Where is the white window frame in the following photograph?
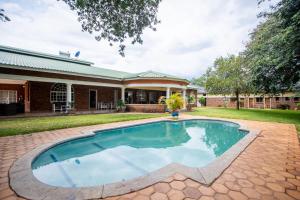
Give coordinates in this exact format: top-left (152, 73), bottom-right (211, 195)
top-left (0, 90), bottom-right (17, 104)
top-left (50, 83), bottom-right (74, 103)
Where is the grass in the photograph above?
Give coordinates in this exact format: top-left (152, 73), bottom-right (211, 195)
top-left (0, 113), bottom-right (167, 137)
top-left (190, 107), bottom-right (300, 133)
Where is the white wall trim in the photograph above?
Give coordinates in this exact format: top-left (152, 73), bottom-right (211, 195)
top-left (0, 73), bottom-right (123, 88)
top-left (125, 83), bottom-right (187, 89)
top-left (0, 64), bottom-right (123, 81)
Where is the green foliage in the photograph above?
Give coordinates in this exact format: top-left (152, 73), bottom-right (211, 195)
top-left (191, 76), bottom-right (206, 87)
top-left (116, 99), bottom-right (125, 108)
top-left (244, 0), bottom-right (300, 94)
top-left (205, 55), bottom-right (252, 109)
top-left (166, 93), bottom-right (184, 112)
top-left (191, 107), bottom-right (300, 133)
top-left (62, 0), bottom-right (161, 56)
top-left (199, 96), bottom-right (206, 105)
top-left (187, 96), bottom-right (195, 104)
top-left (0, 8), bottom-right (10, 22)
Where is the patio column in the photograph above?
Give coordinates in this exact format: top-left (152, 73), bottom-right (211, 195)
top-left (183, 89), bottom-right (186, 109)
top-left (66, 83), bottom-right (72, 108)
top-left (166, 87), bottom-right (170, 99)
top-left (121, 87), bottom-right (125, 102)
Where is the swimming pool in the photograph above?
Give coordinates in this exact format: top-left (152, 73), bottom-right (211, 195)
top-left (32, 119), bottom-right (247, 188)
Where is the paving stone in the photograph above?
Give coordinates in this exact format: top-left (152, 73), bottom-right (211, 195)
top-left (199, 196), bottom-right (214, 200)
top-left (214, 193), bottom-right (232, 200)
top-left (170, 181), bottom-right (186, 190)
top-left (133, 195), bottom-right (150, 200)
top-left (228, 191), bottom-right (248, 200)
top-left (138, 187), bottom-right (154, 196)
top-left (287, 178), bottom-right (300, 187)
top-left (286, 189), bottom-right (300, 199)
top-left (266, 183), bottom-right (285, 192)
top-left (249, 177), bottom-right (266, 186)
top-left (173, 173), bottom-right (186, 181)
top-left (198, 186), bottom-right (215, 196)
top-left (241, 187), bottom-right (261, 199)
top-left (254, 185), bottom-right (272, 195)
top-left (183, 186), bottom-right (202, 199)
top-left (238, 179), bottom-right (254, 188)
top-left (184, 179), bottom-right (200, 188)
top-left (150, 192), bottom-right (168, 200)
top-left (273, 192), bottom-right (294, 200)
top-left (167, 189), bottom-right (185, 200)
top-left (224, 181), bottom-right (242, 191)
top-left (232, 172), bottom-right (247, 179)
top-left (1, 117), bottom-right (299, 200)
top-left (212, 183), bottom-right (229, 194)
top-left (153, 183), bottom-right (171, 193)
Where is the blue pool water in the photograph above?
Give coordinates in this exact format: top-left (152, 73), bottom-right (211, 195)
top-left (32, 120), bottom-right (247, 187)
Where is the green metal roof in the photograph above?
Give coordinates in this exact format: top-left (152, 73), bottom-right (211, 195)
top-left (0, 44), bottom-right (188, 82)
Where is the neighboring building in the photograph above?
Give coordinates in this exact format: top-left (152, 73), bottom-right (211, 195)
top-left (205, 94), bottom-right (300, 110)
top-left (0, 45), bottom-right (197, 115)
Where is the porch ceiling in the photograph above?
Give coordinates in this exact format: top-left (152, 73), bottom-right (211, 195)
top-left (0, 78), bottom-right (26, 84)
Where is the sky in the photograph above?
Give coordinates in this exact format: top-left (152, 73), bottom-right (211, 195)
top-left (0, 0), bottom-right (275, 79)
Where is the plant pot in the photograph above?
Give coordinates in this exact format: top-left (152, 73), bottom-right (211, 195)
top-left (171, 111), bottom-right (179, 117)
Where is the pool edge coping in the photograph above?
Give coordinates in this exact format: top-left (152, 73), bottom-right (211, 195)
top-left (9, 117), bottom-right (261, 200)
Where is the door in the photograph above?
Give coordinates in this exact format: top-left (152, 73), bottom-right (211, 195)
top-left (89, 90), bottom-right (97, 109)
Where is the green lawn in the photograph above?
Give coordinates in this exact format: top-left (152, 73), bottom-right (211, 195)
top-left (190, 107), bottom-right (300, 133)
top-left (0, 113), bottom-right (167, 137)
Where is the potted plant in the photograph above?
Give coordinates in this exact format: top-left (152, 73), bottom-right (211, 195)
top-left (166, 93), bottom-right (184, 118)
top-left (186, 96), bottom-right (195, 111)
top-left (199, 96), bottom-right (206, 107)
top-left (116, 99), bottom-right (126, 112)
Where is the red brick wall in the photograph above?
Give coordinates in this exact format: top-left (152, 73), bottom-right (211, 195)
top-left (126, 104), bottom-right (166, 113)
top-left (73, 85), bottom-right (120, 110)
top-left (29, 81), bottom-right (52, 111)
top-left (29, 82), bottom-right (120, 112)
top-left (206, 96), bottom-right (299, 110)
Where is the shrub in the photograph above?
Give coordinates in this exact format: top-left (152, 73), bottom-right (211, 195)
top-left (166, 93), bottom-right (184, 112)
top-left (277, 104), bottom-right (290, 110)
top-left (199, 96), bottom-right (206, 106)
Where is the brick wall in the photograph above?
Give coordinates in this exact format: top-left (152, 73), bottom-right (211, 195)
top-left (206, 96), bottom-right (299, 110)
top-left (28, 82), bottom-right (120, 112)
top-left (126, 104), bottom-right (166, 113)
top-left (30, 81), bottom-right (52, 112)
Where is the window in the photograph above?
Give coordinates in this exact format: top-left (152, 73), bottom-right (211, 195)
top-left (294, 97), bottom-right (300, 102)
top-left (275, 97), bottom-right (280, 102)
top-left (285, 97), bottom-right (290, 101)
top-left (136, 90), bottom-right (146, 103)
top-left (50, 83), bottom-right (74, 103)
top-left (256, 97), bottom-right (263, 103)
top-left (0, 90), bottom-right (17, 104)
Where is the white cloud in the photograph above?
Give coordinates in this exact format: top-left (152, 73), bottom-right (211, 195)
top-left (0, 0), bottom-right (275, 79)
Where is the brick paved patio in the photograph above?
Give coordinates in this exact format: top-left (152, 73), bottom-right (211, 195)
top-left (0, 115), bottom-right (300, 200)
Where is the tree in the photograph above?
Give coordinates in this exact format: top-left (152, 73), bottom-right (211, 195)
top-left (244, 0), bottom-right (300, 94)
top-left (205, 55), bottom-right (250, 110)
top-left (0, 9), bottom-right (10, 22)
top-left (62, 0), bottom-right (161, 56)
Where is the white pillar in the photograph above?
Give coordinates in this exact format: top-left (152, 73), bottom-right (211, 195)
top-left (270, 97), bottom-right (272, 109)
top-left (183, 89), bottom-right (186, 109)
top-left (166, 87), bottom-right (170, 99)
top-left (66, 83), bottom-right (72, 108)
top-left (121, 87), bottom-right (125, 102)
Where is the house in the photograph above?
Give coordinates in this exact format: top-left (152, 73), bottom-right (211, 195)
top-left (0, 45), bottom-right (197, 115)
top-left (204, 94), bottom-right (300, 110)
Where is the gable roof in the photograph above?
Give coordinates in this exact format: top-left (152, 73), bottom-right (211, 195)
top-left (0, 44), bottom-right (188, 82)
